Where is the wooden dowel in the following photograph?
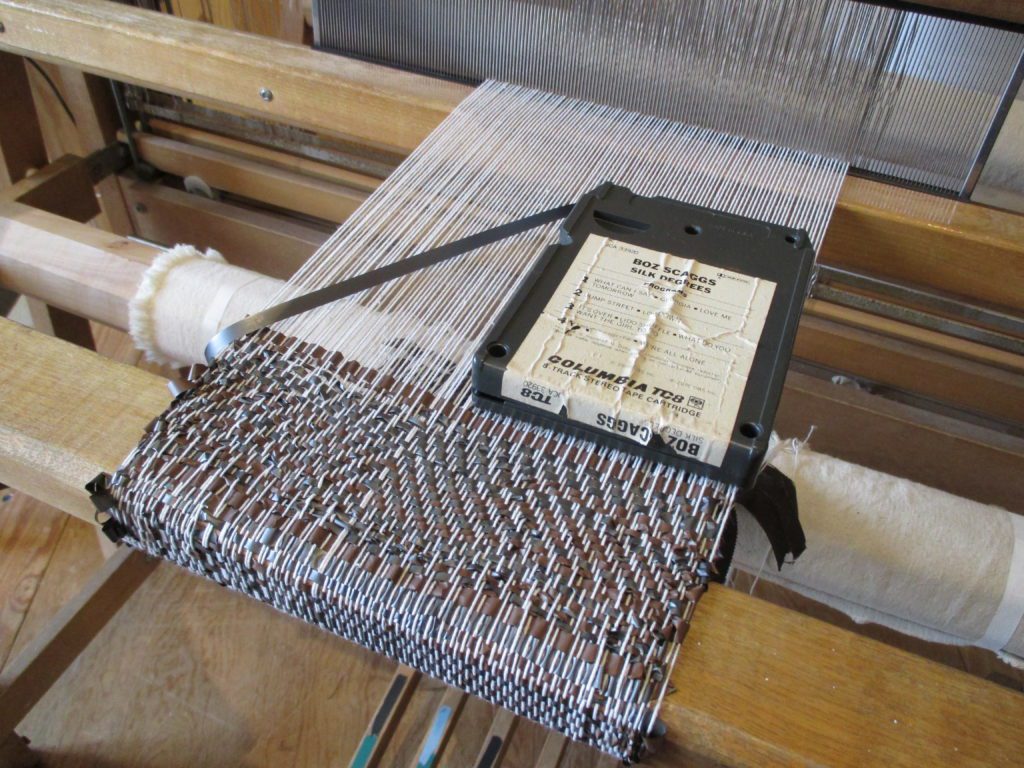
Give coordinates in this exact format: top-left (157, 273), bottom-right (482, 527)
top-left (0, 201), bottom-right (157, 331)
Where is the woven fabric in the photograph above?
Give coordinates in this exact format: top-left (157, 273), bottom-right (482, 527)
top-left (109, 330), bottom-right (733, 760)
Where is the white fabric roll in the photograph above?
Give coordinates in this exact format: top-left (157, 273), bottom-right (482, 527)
top-left (129, 245), bottom-right (282, 366)
top-left (127, 245), bottom-right (471, 369)
top-left (735, 443), bottom-right (1024, 666)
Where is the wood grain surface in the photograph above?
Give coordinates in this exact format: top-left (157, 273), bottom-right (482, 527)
top-left (127, 132), bottom-right (368, 224)
top-left (0, 0), bottom-right (468, 155)
top-left (119, 177), bottom-right (328, 280)
top-left (0, 201), bottom-right (153, 334)
top-left (5, 0), bottom-right (1019, 321)
top-left (0, 494), bottom-right (66, 674)
top-left (0, 317), bottom-right (170, 522)
top-left (0, 52), bottom-right (48, 187)
top-left (0, 547), bottom-right (158, 736)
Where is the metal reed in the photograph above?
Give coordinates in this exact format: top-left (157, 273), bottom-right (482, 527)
top-left (315, 0), bottom-right (1024, 193)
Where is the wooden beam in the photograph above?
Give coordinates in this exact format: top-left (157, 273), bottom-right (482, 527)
top-left (471, 708), bottom-right (517, 768)
top-left (5, 1), bottom-right (1019, 313)
top-left (0, 547), bottom-right (158, 735)
top-left (146, 118), bottom-right (382, 191)
top-left (349, 666), bottom-right (421, 768)
top-left (824, 176), bottom-right (1024, 312)
top-left (0, 0), bottom-right (469, 155)
top-left (534, 732), bottom-right (568, 768)
top-left (409, 687), bottom-right (466, 768)
top-left (0, 200), bottom-right (153, 330)
top-left (57, 68), bottom-right (135, 235)
top-left (804, 298), bottom-right (1023, 373)
top-left (276, 0), bottom-right (306, 44)
top-left (119, 176), bottom-right (326, 280)
top-left (127, 132), bottom-right (368, 223)
top-left (0, 317), bottom-right (1022, 766)
top-left (664, 584), bottom-right (1024, 767)
top-left (170, 0), bottom-right (307, 42)
top-left (0, 317), bottom-right (171, 522)
top-left (794, 313), bottom-right (1024, 426)
top-left (912, 1), bottom-right (1024, 24)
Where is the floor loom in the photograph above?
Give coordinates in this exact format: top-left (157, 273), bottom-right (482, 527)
top-left (0, 0), bottom-right (1023, 765)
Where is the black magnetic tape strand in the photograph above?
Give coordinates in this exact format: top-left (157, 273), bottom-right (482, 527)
top-left (205, 203), bottom-right (574, 363)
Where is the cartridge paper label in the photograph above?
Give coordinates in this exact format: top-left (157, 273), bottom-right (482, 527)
top-left (502, 234), bottom-right (775, 467)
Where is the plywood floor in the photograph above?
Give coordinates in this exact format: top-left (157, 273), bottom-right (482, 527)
top-left (1, 322), bottom-right (1020, 767)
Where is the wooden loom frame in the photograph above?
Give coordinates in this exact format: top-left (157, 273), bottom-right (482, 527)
top-left (0, 1), bottom-right (1023, 766)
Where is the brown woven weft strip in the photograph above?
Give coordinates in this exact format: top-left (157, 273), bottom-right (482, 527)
top-left (108, 331), bottom-right (734, 761)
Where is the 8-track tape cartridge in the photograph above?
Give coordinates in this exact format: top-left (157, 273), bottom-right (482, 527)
top-left (472, 183), bottom-right (815, 488)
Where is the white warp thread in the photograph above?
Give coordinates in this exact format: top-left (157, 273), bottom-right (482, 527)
top-left (270, 81), bottom-right (848, 408)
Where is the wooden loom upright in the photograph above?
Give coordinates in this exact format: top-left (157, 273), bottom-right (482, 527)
top-left (0, 1), bottom-right (1023, 765)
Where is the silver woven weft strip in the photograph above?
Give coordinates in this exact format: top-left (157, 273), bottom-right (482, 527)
top-left (107, 82), bottom-right (848, 761)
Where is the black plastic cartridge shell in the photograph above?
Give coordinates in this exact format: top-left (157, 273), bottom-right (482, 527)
top-left (472, 183), bottom-right (815, 489)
